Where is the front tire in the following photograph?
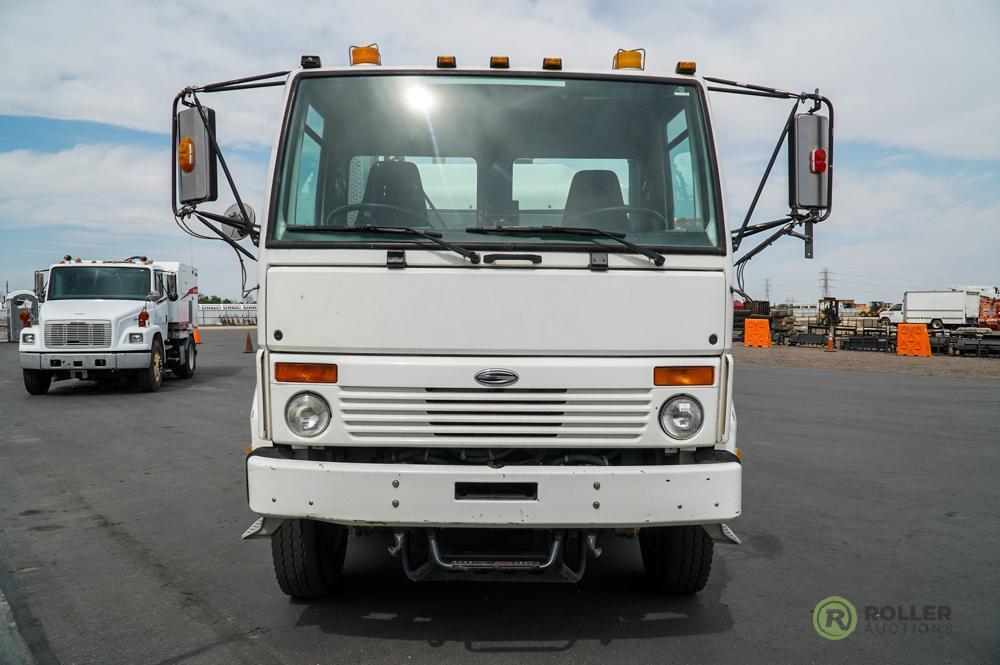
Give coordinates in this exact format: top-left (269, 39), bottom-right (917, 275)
top-left (137, 337), bottom-right (164, 392)
top-left (271, 519), bottom-right (348, 598)
top-left (880, 317), bottom-right (891, 327)
top-left (639, 525), bottom-right (714, 595)
top-left (176, 337), bottom-right (196, 379)
top-left (23, 369), bottom-right (52, 395)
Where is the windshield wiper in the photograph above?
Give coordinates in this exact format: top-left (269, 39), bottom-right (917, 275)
top-left (464, 226), bottom-right (665, 266)
top-left (285, 225), bottom-right (481, 264)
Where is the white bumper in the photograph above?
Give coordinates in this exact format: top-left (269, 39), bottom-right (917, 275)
top-left (247, 455), bottom-right (741, 528)
top-left (19, 351), bottom-right (150, 370)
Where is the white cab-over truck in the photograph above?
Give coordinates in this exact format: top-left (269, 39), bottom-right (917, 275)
top-left (18, 257), bottom-right (199, 394)
top-left (172, 46), bottom-right (833, 597)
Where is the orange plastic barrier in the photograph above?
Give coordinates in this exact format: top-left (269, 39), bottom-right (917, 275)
top-left (743, 318), bottom-right (771, 348)
top-left (896, 323), bottom-right (931, 357)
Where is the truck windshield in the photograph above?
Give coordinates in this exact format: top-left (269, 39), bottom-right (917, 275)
top-left (270, 74), bottom-right (721, 252)
top-left (48, 267), bottom-right (151, 300)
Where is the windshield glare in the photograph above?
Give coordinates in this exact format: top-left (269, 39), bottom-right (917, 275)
top-left (48, 267), bottom-right (151, 301)
top-left (271, 74), bottom-right (720, 251)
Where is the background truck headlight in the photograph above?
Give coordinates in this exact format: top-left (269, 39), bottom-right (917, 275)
top-left (285, 392), bottom-right (331, 438)
top-left (659, 395), bottom-right (704, 439)
top-left (22, 333), bottom-right (35, 344)
top-left (129, 333), bottom-right (144, 343)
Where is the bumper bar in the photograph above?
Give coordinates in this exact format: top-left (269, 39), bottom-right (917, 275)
top-left (20, 351), bottom-right (149, 371)
top-left (246, 452), bottom-right (741, 528)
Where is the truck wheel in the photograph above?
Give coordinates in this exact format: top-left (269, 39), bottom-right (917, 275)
top-left (929, 319), bottom-right (944, 331)
top-left (271, 519), bottom-right (348, 598)
top-left (23, 369), bottom-right (52, 395)
top-left (639, 525), bottom-right (714, 595)
top-left (176, 337), bottom-right (197, 379)
top-left (137, 337), bottom-right (164, 393)
top-left (880, 317), bottom-right (891, 327)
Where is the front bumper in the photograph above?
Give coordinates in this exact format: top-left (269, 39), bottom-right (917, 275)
top-left (246, 453), bottom-right (741, 528)
top-left (19, 351), bottom-right (150, 371)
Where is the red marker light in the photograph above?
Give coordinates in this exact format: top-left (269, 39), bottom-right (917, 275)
top-left (810, 148), bottom-right (827, 174)
top-left (138, 310), bottom-right (149, 327)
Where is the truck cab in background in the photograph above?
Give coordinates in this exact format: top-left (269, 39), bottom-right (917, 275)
top-left (18, 257), bottom-right (199, 394)
top-left (880, 303), bottom-right (903, 326)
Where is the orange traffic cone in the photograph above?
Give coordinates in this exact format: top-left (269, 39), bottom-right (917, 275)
top-left (826, 338), bottom-right (835, 352)
top-left (244, 332), bottom-right (254, 353)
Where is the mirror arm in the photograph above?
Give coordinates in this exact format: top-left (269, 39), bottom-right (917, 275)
top-left (192, 212), bottom-right (257, 262)
top-left (731, 101), bottom-right (799, 252)
top-left (188, 94), bottom-right (257, 245)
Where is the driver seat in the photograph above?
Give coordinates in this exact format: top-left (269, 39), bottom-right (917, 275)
top-left (359, 160), bottom-right (429, 227)
top-left (561, 170), bottom-right (629, 233)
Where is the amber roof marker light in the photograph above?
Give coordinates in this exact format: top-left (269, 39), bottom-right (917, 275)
top-left (349, 43), bottom-right (381, 66)
top-left (489, 55), bottom-right (510, 69)
top-left (542, 57), bottom-right (563, 70)
top-left (675, 61), bottom-right (697, 75)
top-left (436, 55), bottom-right (457, 68)
top-left (612, 48), bottom-right (645, 70)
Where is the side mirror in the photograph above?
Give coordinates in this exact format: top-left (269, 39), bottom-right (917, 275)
top-left (165, 274), bottom-right (178, 301)
top-left (788, 113), bottom-right (830, 211)
top-left (222, 203), bottom-right (254, 241)
top-left (33, 270), bottom-right (46, 302)
top-left (177, 105), bottom-right (219, 204)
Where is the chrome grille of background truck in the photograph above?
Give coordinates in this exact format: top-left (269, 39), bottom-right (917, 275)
top-left (44, 321), bottom-right (113, 348)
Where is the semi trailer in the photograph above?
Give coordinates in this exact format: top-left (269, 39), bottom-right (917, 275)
top-left (18, 257), bottom-right (199, 394)
top-left (171, 45), bottom-right (833, 597)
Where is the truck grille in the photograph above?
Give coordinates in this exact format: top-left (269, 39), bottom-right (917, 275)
top-left (44, 321), bottom-right (113, 349)
top-left (339, 387), bottom-right (652, 445)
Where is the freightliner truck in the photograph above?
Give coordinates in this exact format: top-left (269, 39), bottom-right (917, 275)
top-left (18, 257), bottom-right (199, 394)
top-left (171, 46), bottom-right (833, 597)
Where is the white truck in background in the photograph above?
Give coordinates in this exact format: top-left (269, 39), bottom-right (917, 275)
top-left (881, 289), bottom-right (993, 330)
top-left (18, 257), bottom-right (199, 394)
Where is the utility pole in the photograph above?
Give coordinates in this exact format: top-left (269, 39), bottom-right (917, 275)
top-left (763, 278), bottom-right (772, 303)
top-left (820, 267), bottom-right (832, 298)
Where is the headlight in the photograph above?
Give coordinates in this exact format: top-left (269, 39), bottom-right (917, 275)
top-left (22, 333), bottom-right (35, 344)
top-left (129, 333), bottom-right (144, 344)
top-left (285, 392), bottom-right (331, 438)
top-left (659, 395), bottom-right (704, 439)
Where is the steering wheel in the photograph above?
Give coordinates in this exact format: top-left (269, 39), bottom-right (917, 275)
top-left (562, 205), bottom-right (668, 232)
top-left (323, 202), bottom-right (439, 228)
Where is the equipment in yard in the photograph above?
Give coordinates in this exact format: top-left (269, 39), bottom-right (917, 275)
top-left (18, 257), bottom-right (199, 394)
top-left (171, 45), bottom-right (833, 597)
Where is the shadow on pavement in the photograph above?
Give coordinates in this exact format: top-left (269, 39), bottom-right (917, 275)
top-left (293, 532), bottom-right (734, 653)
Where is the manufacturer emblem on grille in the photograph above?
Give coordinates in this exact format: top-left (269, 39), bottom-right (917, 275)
top-left (474, 368), bottom-right (519, 387)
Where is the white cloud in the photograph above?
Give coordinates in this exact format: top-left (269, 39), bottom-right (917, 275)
top-left (1, 0), bottom-right (997, 158)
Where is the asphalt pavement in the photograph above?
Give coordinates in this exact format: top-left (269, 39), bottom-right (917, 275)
top-left (1, 330), bottom-right (997, 664)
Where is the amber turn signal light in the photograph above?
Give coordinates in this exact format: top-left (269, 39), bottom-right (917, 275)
top-left (654, 366), bottom-right (714, 386)
top-left (178, 137), bottom-right (195, 173)
top-left (275, 362), bottom-right (339, 383)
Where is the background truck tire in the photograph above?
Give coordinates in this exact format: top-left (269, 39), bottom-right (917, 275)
top-left (137, 337), bottom-right (164, 393)
top-left (23, 369), bottom-right (52, 395)
top-left (639, 525), bottom-right (714, 595)
top-left (271, 519), bottom-right (348, 599)
top-left (176, 337), bottom-right (196, 379)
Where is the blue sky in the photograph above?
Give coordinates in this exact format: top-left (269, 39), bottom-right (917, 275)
top-left (1, 0), bottom-right (998, 302)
